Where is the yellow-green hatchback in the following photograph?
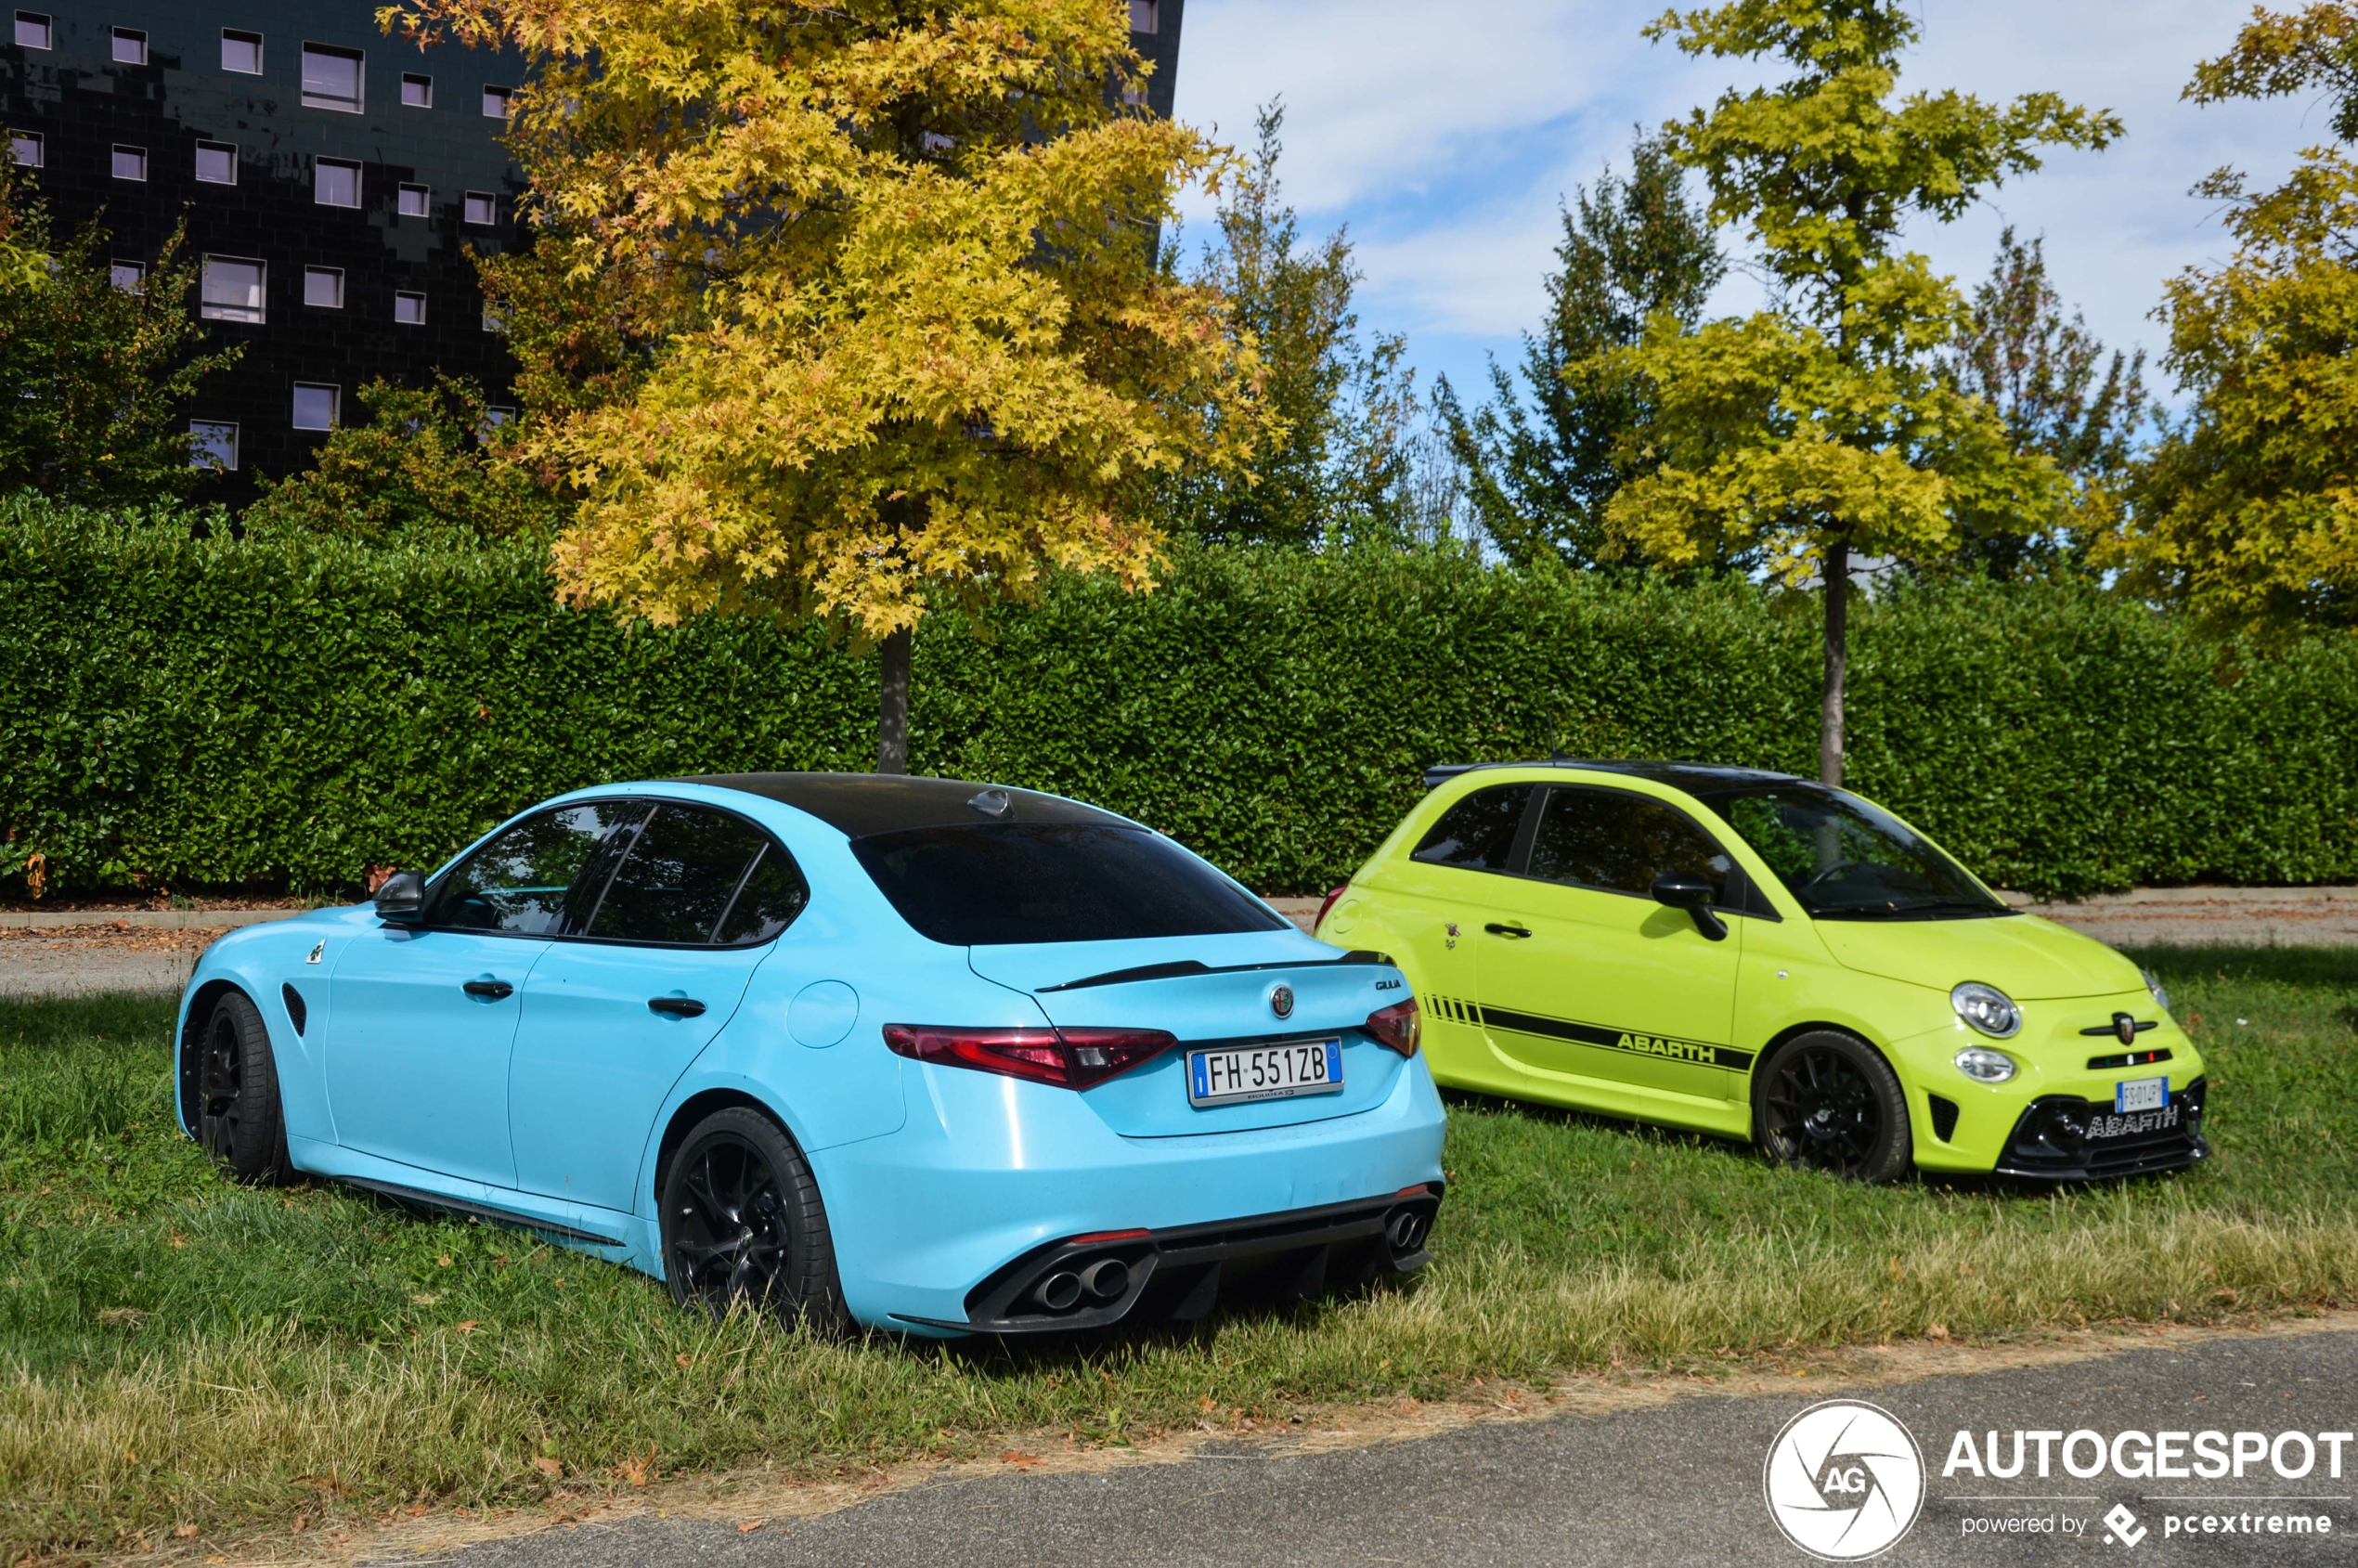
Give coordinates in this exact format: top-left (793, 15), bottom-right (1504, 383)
top-left (1315, 761), bottom-right (2206, 1183)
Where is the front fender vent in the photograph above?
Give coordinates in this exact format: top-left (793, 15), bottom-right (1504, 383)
top-left (281, 983), bottom-right (308, 1037)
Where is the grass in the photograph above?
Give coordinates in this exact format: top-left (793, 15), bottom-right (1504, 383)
top-left (3, 944), bottom-right (2354, 1557)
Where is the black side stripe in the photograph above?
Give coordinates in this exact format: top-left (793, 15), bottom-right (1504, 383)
top-left (1436, 995), bottom-right (1753, 1071)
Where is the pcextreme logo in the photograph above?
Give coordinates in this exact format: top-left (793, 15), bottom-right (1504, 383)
top-left (1763, 1399), bottom-right (1927, 1561)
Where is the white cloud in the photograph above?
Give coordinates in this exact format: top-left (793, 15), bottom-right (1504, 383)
top-left (1169, 0), bottom-right (2325, 405)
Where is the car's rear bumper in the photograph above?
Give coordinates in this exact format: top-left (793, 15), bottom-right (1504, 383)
top-left (814, 1053), bottom-right (1447, 1334)
top-left (892, 1184), bottom-right (1444, 1335)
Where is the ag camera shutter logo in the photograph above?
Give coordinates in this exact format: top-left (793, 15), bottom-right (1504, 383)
top-left (1763, 1399), bottom-right (1926, 1560)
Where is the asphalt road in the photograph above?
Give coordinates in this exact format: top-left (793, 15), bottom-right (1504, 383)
top-left (416, 1328), bottom-right (2356, 1568)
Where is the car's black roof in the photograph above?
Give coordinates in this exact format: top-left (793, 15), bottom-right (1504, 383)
top-left (1422, 758), bottom-right (1804, 793)
top-left (678, 772), bottom-right (1128, 838)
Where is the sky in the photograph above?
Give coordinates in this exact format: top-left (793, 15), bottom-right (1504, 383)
top-left (1165, 0), bottom-right (2331, 417)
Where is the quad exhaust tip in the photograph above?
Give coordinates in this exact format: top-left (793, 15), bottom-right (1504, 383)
top-left (1031, 1255), bottom-right (1134, 1313)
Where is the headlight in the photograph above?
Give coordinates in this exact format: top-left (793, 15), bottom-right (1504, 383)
top-left (1950, 981), bottom-right (2021, 1038)
top-left (2142, 968), bottom-right (2171, 1011)
top-left (1953, 1046), bottom-right (2017, 1083)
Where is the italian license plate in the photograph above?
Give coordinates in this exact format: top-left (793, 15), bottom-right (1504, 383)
top-left (1187, 1039), bottom-right (1342, 1108)
top-left (2115, 1076), bottom-right (2170, 1114)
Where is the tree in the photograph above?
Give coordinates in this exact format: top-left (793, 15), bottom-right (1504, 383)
top-left (2105, 4), bottom-right (2358, 628)
top-left (1945, 227), bottom-right (2150, 578)
top-left (1156, 100), bottom-right (1421, 549)
top-left (240, 377), bottom-right (569, 544)
top-left (1434, 129), bottom-right (1723, 568)
top-left (393, 0), bottom-right (1268, 771)
top-left (0, 172), bottom-right (240, 504)
top-left (1603, 0), bottom-right (2112, 784)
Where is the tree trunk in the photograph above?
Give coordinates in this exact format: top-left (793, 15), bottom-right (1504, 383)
top-left (1820, 536), bottom-right (1848, 788)
top-left (877, 626), bottom-right (911, 775)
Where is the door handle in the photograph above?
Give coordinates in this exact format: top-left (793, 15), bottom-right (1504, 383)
top-left (1483, 923), bottom-right (1532, 940)
top-left (461, 978), bottom-right (514, 1000)
top-left (647, 996), bottom-right (707, 1018)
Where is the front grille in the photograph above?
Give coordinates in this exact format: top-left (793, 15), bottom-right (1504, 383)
top-left (2085, 1046), bottom-right (2172, 1071)
top-left (1994, 1078), bottom-right (2208, 1181)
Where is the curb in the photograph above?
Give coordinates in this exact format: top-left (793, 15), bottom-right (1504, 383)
top-left (0, 908), bottom-right (310, 931)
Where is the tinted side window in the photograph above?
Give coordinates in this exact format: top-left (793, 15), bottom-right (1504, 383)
top-left (428, 802), bottom-right (645, 935)
top-left (1409, 784), bottom-right (1534, 873)
top-left (1528, 787), bottom-right (1731, 901)
top-left (588, 804), bottom-right (802, 945)
top-left (715, 843), bottom-right (810, 944)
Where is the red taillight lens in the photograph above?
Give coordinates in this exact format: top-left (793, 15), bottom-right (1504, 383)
top-left (1365, 998), bottom-right (1419, 1057)
top-left (1315, 883), bottom-right (1349, 931)
top-left (882, 1024), bottom-right (1179, 1089)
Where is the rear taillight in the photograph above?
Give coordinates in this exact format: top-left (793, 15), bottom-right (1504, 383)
top-left (1315, 883), bottom-right (1349, 930)
top-left (1365, 998), bottom-right (1419, 1057)
top-left (882, 1024), bottom-right (1179, 1090)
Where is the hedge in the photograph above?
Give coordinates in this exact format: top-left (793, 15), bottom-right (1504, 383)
top-left (5, 505), bottom-right (2356, 899)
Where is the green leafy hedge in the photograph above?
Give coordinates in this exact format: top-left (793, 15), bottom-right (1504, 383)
top-left (5, 505), bottom-right (2355, 899)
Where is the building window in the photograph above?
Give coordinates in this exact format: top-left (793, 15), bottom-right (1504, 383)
top-left (1129, 1), bottom-right (1157, 32)
top-left (301, 44), bottom-right (363, 112)
top-left (220, 29), bottom-right (261, 74)
top-left (14, 12), bottom-right (50, 49)
top-left (9, 130), bottom-right (40, 169)
top-left (314, 158), bottom-right (361, 208)
top-left (1121, 81), bottom-right (1146, 107)
top-left (199, 256), bottom-right (265, 323)
top-left (481, 405), bottom-right (516, 434)
top-left (303, 266), bottom-right (343, 308)
top-left (110, 145), bottom-right (147, 181)
top-left (110, 26), bottom-right (146, 64)
top-left (194, 140), bottom-right (237, 184)
top-left (401, 71), bottom-right (431, 108)
top-left (394, 290), bottom-right (426, 325)
top-left (188, 421), bottom-right (238, 472)
top-left (461, 190), bottom-right (496, 226)
top-left (396, 182), bottom-right (429, 217)
top-left (481, 302), bottom-right (504, 332)
top-left (110, 259), bottom-right (142, 292)
top-left (481, 85), bottom-right (512, 118)
top-left (291, 382), bottom-right (340, 431)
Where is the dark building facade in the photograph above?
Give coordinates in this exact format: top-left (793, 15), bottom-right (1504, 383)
top-left (3, 2), bottom-right (528, 489)
top-left (3, 1), bottom-right (1182, 495)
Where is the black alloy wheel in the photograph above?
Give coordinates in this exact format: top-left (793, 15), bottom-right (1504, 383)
top-left (660, 1106), bottom-right (847, 1333)
top-left (1754, 1030), bottom-right (1912, 1184)
top-left (195, 989), bottom-right (292, 1184)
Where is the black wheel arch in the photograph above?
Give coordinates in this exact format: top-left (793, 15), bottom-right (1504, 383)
top-left (651, 1088), bottom-right (803, 1212)
top-left (177, 978), bottom-right (254, 1140)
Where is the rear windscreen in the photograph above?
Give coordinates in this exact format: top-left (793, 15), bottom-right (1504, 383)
top-left (850, 822), bottom-right (1289, 946)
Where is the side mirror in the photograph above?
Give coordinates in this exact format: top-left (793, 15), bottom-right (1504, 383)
top-left (1651, 873), bottom-right (1729, 942)
top-left (374, 870), bottom-right (427, 925)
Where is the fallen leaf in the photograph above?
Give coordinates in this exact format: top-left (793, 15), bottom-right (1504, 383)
top-left (675, 1353), bottom-right (693, 1367)
top-left (1928, 1323), bottom-right (1950, 1341)
top-left (456, 1320), bottom-right (481, 1335)
top-left (173, 1524), bottom-right (197, 1538)
top-left (292, 1515), bottom-right (307, 1534)
top-left (998, 1451), bottom-right (1043, 1468)
top-left (532, 1457), bottom-right (563, 1477)
top-left (437, 1254), bottom-right (454, 1268)
top-left (737, 1520), bottom-right (767, 1534)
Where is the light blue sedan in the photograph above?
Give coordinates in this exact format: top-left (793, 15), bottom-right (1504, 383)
top-left (175, 774), bottom-right (1445, 1334)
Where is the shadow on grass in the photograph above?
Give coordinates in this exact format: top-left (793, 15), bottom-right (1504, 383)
top-left (0, 991), bottom-right (177, 1046)
top-left (2119, 942), bottom-right (2358, 988)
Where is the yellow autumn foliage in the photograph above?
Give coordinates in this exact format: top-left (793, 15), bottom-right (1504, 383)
top-left (384, 0), bottom-right (1268, 636)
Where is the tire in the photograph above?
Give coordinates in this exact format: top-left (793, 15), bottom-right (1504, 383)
top-left (194, 989), bottom-right (294, 1185)
top-left (1752, 1030), bottom-right (1913, 1184)
top-left (659, 1106), bottom-right (848, 1334)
